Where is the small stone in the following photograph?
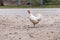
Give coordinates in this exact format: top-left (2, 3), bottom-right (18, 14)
top-left (48, 36), bottom-right (50, 38)
top-left (14, 32), bottom-right (17, 34)
top-left (5, 34), bottom-right (8, 36)
top-left (51, 31), bottom-right (54, 33)
top-left (9, 33), bottom-right (12, 35)
top-left (19, 37), bottom-right (21, 39)
top-left (58, 37), bottom-right (60, 39)
top-left (47, 33), bottom-right (48, 34)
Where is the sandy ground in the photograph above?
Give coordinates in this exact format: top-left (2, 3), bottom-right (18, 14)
top-left (0, 14), bottom-right (60, 40)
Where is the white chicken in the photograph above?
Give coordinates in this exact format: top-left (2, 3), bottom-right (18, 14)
top-left (27, 10), bottom-right (43, 27)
